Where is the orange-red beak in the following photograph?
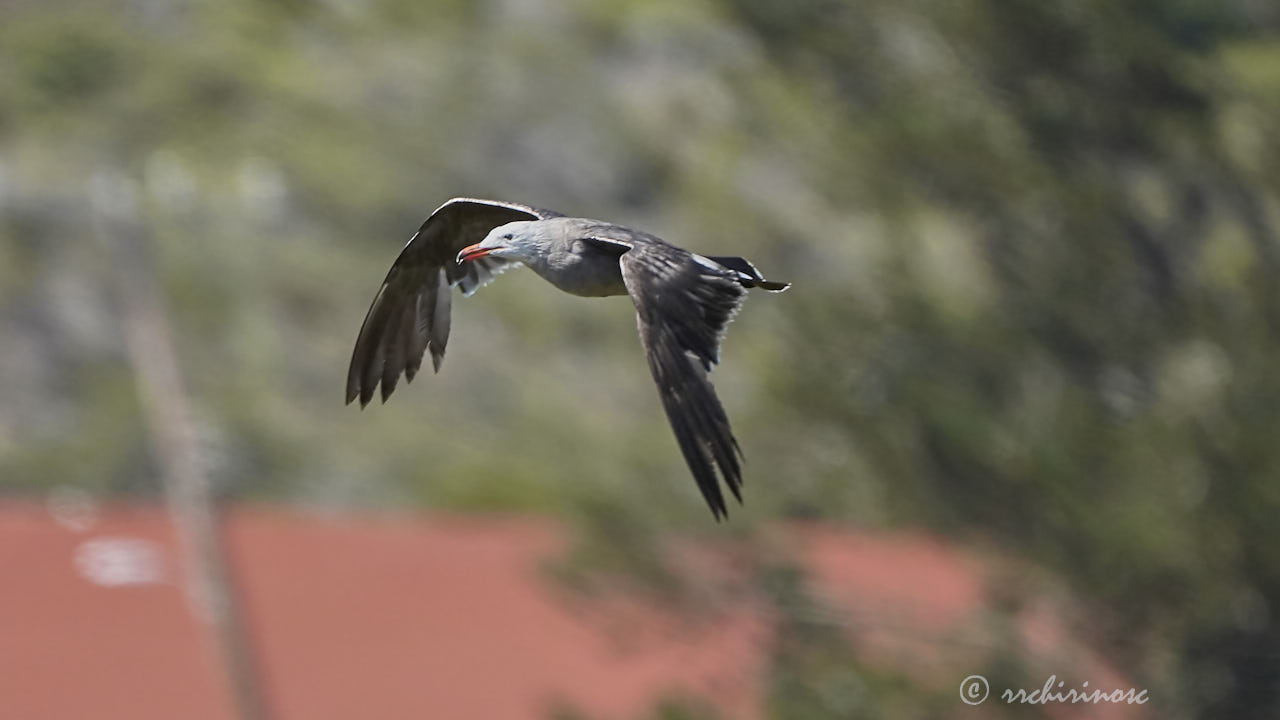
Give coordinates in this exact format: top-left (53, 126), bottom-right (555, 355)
top-left (456, 244), bottom-right (495, 264)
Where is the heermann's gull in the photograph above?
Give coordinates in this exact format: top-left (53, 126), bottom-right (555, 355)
top-left (346, 197), bottom-right (789, 519)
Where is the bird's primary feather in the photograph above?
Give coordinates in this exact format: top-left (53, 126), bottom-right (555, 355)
top-left (345, 198), bottom-right (559, 406)
top-left (614, 240), bottom-right (748, 519)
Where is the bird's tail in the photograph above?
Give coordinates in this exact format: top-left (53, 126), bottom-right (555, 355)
top-left (707, 255), bottom-right (790, 292)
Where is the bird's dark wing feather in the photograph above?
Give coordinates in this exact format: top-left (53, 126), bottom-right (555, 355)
top-left (346, 198), bottom-right (561, 406)
top-left (612, 239), bottom-right (749, 519)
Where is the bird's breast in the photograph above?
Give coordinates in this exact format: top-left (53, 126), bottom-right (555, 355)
top-left (532, 247), bottom-right (629, 297)
top-left (550, 272), bottom-right (629, 298)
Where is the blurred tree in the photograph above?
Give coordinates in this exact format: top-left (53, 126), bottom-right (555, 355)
top-left (724, 0), bottom-right (1280, 716)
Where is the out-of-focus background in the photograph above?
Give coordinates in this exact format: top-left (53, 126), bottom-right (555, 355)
top-left (2, 0), bottom-right (1279, 718)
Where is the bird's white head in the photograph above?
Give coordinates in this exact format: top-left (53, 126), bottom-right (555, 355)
top-left (456, 221), bottom-right (543, 265)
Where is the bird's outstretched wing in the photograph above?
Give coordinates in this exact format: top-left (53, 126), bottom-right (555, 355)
top-left (346, 198), bottom-right (561, 406)
top-left (602, 237), bottom-right (749, 519)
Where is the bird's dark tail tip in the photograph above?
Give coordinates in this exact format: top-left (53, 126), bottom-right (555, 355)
top-left (706, 255), bottom-right (789, 292)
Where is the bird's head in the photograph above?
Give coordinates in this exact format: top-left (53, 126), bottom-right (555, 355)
top-left (456, 221), bottom-right (542, 265)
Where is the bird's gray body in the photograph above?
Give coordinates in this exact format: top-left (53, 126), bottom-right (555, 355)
top-left (347, 197), bottom-right (788, 519)
top-left (484, 218), bottom-right (633, 297)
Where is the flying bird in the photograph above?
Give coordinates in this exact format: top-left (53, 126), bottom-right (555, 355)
top-left (346, 197), bottom-right (789, 519)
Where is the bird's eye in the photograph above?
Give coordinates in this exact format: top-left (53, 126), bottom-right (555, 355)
top-left (502, 233), bottom-right (513, 241)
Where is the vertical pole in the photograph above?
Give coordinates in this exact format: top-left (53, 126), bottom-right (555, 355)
top-left (90, 170), bottom-right (268, 720)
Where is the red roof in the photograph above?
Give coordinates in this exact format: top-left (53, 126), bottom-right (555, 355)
top-left (0, 501), bottom-right (1144, 719)
top-left (0, 503), bottom-right (235, 720)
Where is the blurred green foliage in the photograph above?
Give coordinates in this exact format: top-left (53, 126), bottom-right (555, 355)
top-left (2, 0), bottom-right (1279, 717)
